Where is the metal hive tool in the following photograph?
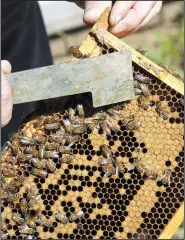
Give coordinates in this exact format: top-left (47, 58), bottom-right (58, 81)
top-left (1, 8), bottom-right (184, 240)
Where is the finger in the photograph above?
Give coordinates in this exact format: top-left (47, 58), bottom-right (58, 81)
top-left (83, 1), bottom-right (112, 24)
top-left (109, 1), bottom-right (156, 38)
top-left (109, 1), bottom-right (136, 27)
top-left (1, 71), bottom-right (13, 127)
top-left (1, 60), bottom-right (12, 74)
top-left (134, 1), bottom-right (162, 31)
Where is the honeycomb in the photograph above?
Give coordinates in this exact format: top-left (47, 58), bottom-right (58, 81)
top-left (1, 9), bottom-right (184, 240)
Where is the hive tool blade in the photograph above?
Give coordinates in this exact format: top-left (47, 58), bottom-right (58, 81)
top-left (6, 50), bottom-right (135, 108)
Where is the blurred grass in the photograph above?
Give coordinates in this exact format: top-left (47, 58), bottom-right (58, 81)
top-left (145, 17), bottom-right (184, 78)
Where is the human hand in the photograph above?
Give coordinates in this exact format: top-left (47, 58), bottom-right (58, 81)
top-left (1, 60), bottom-right (13, 127)
top-left (77, 1), bottom-right (162, 38)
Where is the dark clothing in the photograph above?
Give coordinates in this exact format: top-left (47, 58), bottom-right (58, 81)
top-left (1, 0), bottom-right (53, 146)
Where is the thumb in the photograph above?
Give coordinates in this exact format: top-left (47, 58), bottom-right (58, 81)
top-left (1, 60), bottom-right (12, 74)
top-left (83, 1), bottom-right (112, 24)
top-left (1, 60), bottom-right (13, 127)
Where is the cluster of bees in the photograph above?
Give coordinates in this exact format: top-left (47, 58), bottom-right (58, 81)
top-left (1, 103), bottom-right (143, 238)
top-left (134, 74), bottom-right (174, 121)
top-left (128, 158), bottom-right (172, 185)
top-left (98, 145), bottom-right (171, 185)
top-left (2, 185), bottom-right (84, 239)
top-left (1, 67), bottom-right (178, 238)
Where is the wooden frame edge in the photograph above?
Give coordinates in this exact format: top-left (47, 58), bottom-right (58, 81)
top-left (90, 29), bottom-right (184, 96)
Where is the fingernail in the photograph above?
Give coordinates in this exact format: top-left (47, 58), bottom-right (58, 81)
top-left (110, 15), bottom-right (122, 26)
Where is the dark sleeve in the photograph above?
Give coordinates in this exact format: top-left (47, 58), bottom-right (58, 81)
top-left (1, 0), bottom-right (53, 146)
top-left (2, 0), bottom-right (53, 72)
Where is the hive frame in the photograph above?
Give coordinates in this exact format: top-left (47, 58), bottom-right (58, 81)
top-left (70, 8), bottom-right (184, 240)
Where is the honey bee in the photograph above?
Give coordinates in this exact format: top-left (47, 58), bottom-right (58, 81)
top-left (6, 175), bottom-right (26, 193)
top-left (146, 168), bottom-right (158, 180)
top-left (31, 158), bottom-right (45, 169)
top-left (18, 225), bottom-right (35, 235)
top-left (12, 212), bottom-right (25, 225)
top-left (136, 45), bottom-right (148, 55)
top-left (156, 102), bottom-right (169, 120)
top-left (69, 210), bottom-right (84, 222)
top-left (117, 161), bottom-right (126, 174)
top-left (63, 119), bottom-right (74, 134)
top-left (128, 158), bottom-right (152, 177)
top-left (134, 88), bottom-right (142, 96)
top-left (45, 159), bottom-right (56, 172)
top-left (135, 74), bottom-right (150, 84)
top-left (54, 211), bottom-right (69, 224)
top-left (19, 136), bottom-right (35, 145)
top-left (2, 167), bottom-right (17, 178)
top-left (26, 185), bottom-right (38, 200)
top-left (98, 157), bottom-right (111, 166)
top-left (31, 168), bottom-right (48, 178)
top-left (70, 46), bottom-right (89, 59)
top-left (36, 214), bottom-right (51, 227)
top-left (127, 120), bottom-right (141, 131)
top-left (6, 141), bottom-right (20, 154)
top-left (25, 215), bottom-right (37, 229)
top-left (65, 135), bottom-right (81, 144)
top-left (100, 144), bottom-right (112, 158)
top-left (76, 104), bottom-right (85, 118)
top-left (68, 107), bottom-right (76, 123)
top-left (139, 83), bottom-right (150, 97)
top-left (24, 146), bottom-right (38, 157)
top-left (1, 177), bottom-right (7, 191)
top-left (158, 168), bottom-right (171, 185)
top-left (105, 118), bottom-right (119, 131)
top-left (107, 108), bottom-right (120, 117)
top-left (138, 96), bottom-right (153, 111)
top-left (16, 153), bottom-right (33, 163)
top-left (45, 142), bottom-right (59, 151)
top-left (85, 119), bottom-right (100, 133)
top-left (48, 134), bottom-right (66, 144)
top-left (92, 112), bottom-right (108, 120)
top-left (72, 124), bottom-right (86, 134)
top-left (44, 122), bottom-right (60, 130)
top-left (38, 145), bottom-right (45, 158)
top-left (33, 134), bottom-right (47, 144)
top-left (103, 163), bottom-right (117, 177)
top-left (44, 150), bottom-right (59, 159)
top-left (1, 191), bottom-right (8, 199)
top-left (60, 154), bottom-right (74, 164)
top-left (127, 158), bottom-right (141, 172)
top-left (43, 114), bottom-right (60, 124)
top-left (120, 115), bottom-right (135, 128)
top-left (27, 195), bottom-right (41, 208)
top-left (134, 81), bottom-right (140, 88)
top-left (58, 143), bottom-right (74, 154)
top-left (100, 121), bottom-right (111, 135)
top-left (20, 198), bottom-right (28, 216)
top-left (1, 220), bottom-right (7, 232)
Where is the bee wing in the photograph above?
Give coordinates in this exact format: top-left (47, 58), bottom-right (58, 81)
top-left (127, 164), bottom-right (135, 172)
top-left (77, 210), bottom-right (84, 217)
top-left (115, 166), bottom-right (119, 176)
top-left (25, 184), bottom-right (31, 191)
